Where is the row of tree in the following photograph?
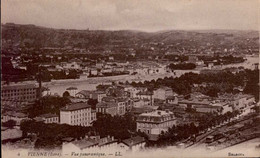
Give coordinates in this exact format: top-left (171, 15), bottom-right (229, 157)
top-left (19, 112), bottom-right (137, 149)
top-left (129, 69), bottom-right (259, 100)
top-left (92, 113), bottom-right (136, 140)
top-left (149, 110), bottom-right (241, 147)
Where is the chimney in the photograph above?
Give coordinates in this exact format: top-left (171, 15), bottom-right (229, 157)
top-left (111, 136), bottom-right (114, 141)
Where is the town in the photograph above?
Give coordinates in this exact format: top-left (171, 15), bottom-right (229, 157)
top-left (1, 23), bottom-right (260, 156)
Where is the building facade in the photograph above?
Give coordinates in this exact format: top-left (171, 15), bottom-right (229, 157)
top-left (136, 110), bottom-right (176, 135)
top-left (96, 102), bottom-right (118, 116)
top-left (36, 113), bottom-right (59, 124)
top-left (60, 103), bottom-right (96, 127)
top-left (1, 83), bottom-right (38, 102)
top-left (153, 87), bottom-right (173, 100)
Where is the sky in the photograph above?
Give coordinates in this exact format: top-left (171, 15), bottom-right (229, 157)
top-left (1, 0), bottom-right (259, 31)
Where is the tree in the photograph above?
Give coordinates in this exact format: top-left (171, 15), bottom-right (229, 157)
top-left (26, 96), bottom-right (71, 118)
top-left (2, 120), bottom-right (16, 129)
top-left (63, 91), bottom-right (70, 98)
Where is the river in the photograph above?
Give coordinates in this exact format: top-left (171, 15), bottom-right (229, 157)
top-left (7, 56), bottom-right (259, 96)
top-left (43, 69), bottom-right (200, 96)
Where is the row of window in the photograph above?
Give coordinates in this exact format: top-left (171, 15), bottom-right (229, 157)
top-left (71, 118), bottom-right (91, 123)
top-left (2, 88), bottom-right (36, 93)
top-left (2, 92), bottom-right (36, 96)
top-left (71, 115), bottom-right (90, 119)
top-left (141, 116), bottom-right (172, 122)
top-left (138, 121), bottom-right (174, 128)
top-left (46, 117), bottom-right (59, 123)
top-left (70, 109), bottom-right (91, 114)
top-left (2, 95), bottom-right (36, 100)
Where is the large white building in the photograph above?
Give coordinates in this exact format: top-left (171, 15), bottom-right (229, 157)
top-left (60, 103), bottom-right (96, 127)
top-left (136, 110), bottom-right (176, 135)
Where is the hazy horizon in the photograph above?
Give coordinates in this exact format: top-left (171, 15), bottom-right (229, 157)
top-left (3, 22), bottom-right (259, 33)
top-left (1, 0), bottom-right (259, 32)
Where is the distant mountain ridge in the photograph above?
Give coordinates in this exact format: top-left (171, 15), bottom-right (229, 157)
top-left (2, 23), bottom-right (259, 49)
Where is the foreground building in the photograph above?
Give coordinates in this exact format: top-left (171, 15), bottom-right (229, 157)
top-left (136, 110), bottom-right (176, 135)
top-left (60, 103), bottom-right (96, 127)
top-left (118, 136), bottom-right (146, 152)
top-left (62, 136), bottom-right (118, 154)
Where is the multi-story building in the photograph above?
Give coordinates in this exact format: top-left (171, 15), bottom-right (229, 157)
top-left (178, 98), bottom-right (211, 109)
top-left (1, 83), bottom-right (38, 102)
top-left (218, 93), bottom-right (256, 111)
top-left (66, 87), bottom-right (78, 97)
top-left (96, 102), bottom-right (118, 116)
top-left (90, 91), bottom-right (106, 102)
top-left (136, 110), bottom-right (176, 135)
top-left (35, 113), bottom-right (59, 124)
top-left (136, 91), bottom-right (154, 106)
top-left (122, 85), bottom-right (139, 98)
top-left (60, 103), bottom-right (96, 127)
top-left (96, 98), bottom-right (127, 116)
top-left (153, 87), bottom-right (173, 100)
top-left (117, 99), bottom-right (126, 116)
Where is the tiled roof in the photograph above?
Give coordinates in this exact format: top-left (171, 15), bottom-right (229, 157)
top-left (136, 110), bottom-right (175, 123)
top-left (178, 99), bottom-right (211, 105)
top-left (102, 96), bottom-right (116, 102)
top-left (98, 137), bottom-right (117, 146)
top-left (66, 87), bottom-right (78, 90)
top-left (96, 102), bottom-right (117, 108)
top-left (2, 83), bottom-right (37, 90)
top-left (3, 111), bottom-right (28, 118)
top-left (122, 136), bottom-right (145, 146)
top-left (116, 97), bottom-right (128, 102)
top-left (136, 91), bottom-right (153, 95)
top-left (38, 113), bottom-right (59, 118)
top-left (166, 96), bottom-right (176, 100)
top-left (72, 138), bottom-right (98, 149)
top-left (76, 90), bottom-right (91, 98)
top-left (60, 103), bottom-right (91, 111)
top-left (93, 91), bottom-right (106, 94)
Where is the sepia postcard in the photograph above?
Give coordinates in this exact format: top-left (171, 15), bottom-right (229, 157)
top-left (1, 0), bottom-right (259, 158)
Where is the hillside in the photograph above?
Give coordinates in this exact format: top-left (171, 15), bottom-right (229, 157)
top-left (1, 23), bottom-right (259, 50)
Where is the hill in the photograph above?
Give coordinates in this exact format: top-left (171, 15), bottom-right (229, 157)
top-left (1, 23), bottom-right (259, 50)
